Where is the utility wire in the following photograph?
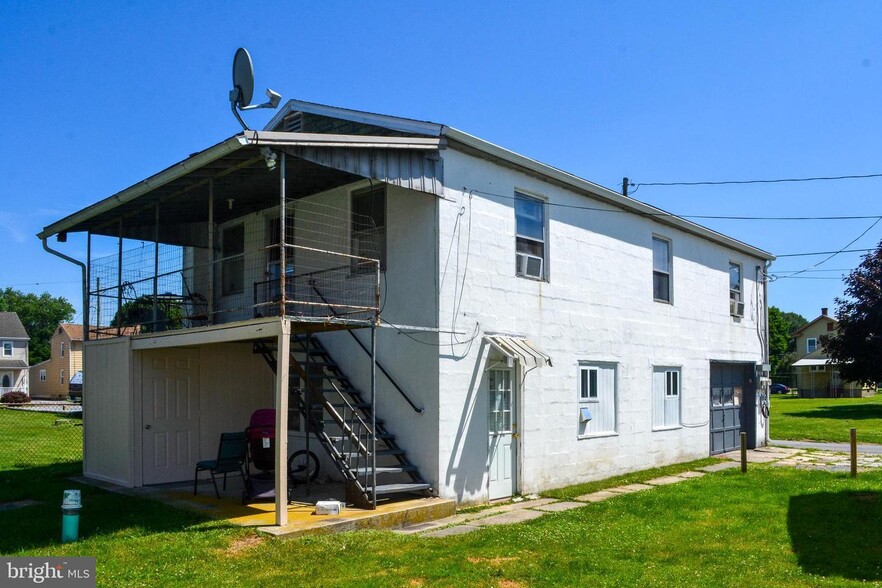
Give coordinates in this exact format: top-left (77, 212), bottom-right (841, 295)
top-left (774, 248), bottom-right (876, 258)
top-left (467, 187), bottom-right (880, 221)
top-left (633, 172), bottom-right (882, 188)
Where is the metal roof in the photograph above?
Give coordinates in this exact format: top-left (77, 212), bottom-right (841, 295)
top-left (792, 358), bottom-right (831, 367)
top-left (484, 334), bottom-right (552, 369)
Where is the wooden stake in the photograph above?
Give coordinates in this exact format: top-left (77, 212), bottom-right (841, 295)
top-left (850, 428), bottom-right (858, 478)
top-left (740, 432), bottom-right (748, 473)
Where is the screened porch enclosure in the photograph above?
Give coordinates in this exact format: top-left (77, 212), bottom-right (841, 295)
top-left (82, 151), bottom-right (386, 339)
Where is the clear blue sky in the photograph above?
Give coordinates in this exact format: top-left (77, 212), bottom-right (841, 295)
top-left (3, 1), bottom-right (882, 323)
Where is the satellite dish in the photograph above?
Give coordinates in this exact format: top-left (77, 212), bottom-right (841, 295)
top-left (231, 48), bottom-right (254, 109)
top-left (228, 47), bottom-right (282, 131)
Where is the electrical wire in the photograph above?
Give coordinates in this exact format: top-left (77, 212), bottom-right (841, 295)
top-left (768, 216), bottom-right (882, 281)
top-left (770, 248), bottom-right (875, 258)
top-left (467, 187), bottom-right (881, 221)
top-left (632, 172), bottom-right (882, 188)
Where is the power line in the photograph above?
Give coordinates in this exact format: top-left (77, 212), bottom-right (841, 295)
top-left (467, 187), bottom-right (881, 221)
top-left (770, 217), bottom-right (882, 280)
top-left (633, 172), bottom-right (882, 188)
top-left (774, 248), bottom-right (875, 258)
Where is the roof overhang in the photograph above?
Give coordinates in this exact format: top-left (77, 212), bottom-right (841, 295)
top-left (38, 131), bottom-right (446, 242)
top-left (792, 358), bottom-right (832, 367)
top-left (485, 334), bottom-right (552, 369)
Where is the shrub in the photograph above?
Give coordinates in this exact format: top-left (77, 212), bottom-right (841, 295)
top-left (1, 390), bottom-right (31, 404)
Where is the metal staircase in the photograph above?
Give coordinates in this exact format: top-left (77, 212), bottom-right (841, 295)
top-left (255, 333), bottom-right (431, 509)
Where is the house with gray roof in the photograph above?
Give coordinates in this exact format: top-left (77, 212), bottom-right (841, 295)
top-left (0, 312), bottom-right (30, 396)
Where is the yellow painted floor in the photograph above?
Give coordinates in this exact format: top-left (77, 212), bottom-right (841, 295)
top-left (131, 477), bottom-right (455, 537)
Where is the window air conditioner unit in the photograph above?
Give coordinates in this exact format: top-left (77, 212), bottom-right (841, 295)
top-left (516, 253), bottom-right (543, 279)
top-left (730, 299), bottom-right (745, 317)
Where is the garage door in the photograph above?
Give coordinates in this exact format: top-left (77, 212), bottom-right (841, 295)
top-left (709, 363), bottom-right (756, 455)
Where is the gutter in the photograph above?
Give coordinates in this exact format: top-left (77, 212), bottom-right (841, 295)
top-left (42, 238), bottom-right (89, 342)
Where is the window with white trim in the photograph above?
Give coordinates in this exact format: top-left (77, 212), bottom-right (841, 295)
top-left (809, 364), bottom-right (826, 372)
top-left (60, 369), bottom-right (65, 385)
top-left (652, 366), bottom-right (681, 429)
top-left (351, 185), bottom-right (386, 273)
top-left (652, 236), bottom-right (672, 302)
top-left (39, 369), bottom-right (46, 382)
top-left (729, 262), bottom-right (743, 316)
top-left (61, 341), bottom-right (65, 357)
top-left (806, 338), bottom-right (818, 354)
top-left (515, 192), bottom-right (547, 280)
top-left (1, 341), bottom-right (11, 357)
top-left (578, 362), bottom-right (617, 436)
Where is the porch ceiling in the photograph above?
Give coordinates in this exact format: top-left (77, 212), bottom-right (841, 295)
top-left (39, 132), bottom-right (445, 246)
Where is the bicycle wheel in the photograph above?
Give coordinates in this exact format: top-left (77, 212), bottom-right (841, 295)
top-left (288, 449), bottom-right (320, 483)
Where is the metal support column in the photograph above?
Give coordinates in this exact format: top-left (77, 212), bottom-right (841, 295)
top-left (274, 319), bottom-right (291, 527)
top-left (370, 322), bottom-right (377, 509)
top-left (116, 218), bottom-right (123, 336)
top-left (207, 181), bottom-right (214, 324)
top-left (152, 204), bottom-right (160, 329)
top-left (85, 232), bottom-right (91, 342)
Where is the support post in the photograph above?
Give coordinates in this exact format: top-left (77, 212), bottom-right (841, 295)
top-left (116, 218), bottom-right (123, 337)
top-left (279, 151), bottom-right (287, 317)
top-left (207, 180), bottom-right (214, 325)
top-left (274, 319), bottom-right (291, 527)
top-left (85, 231), bottom-right (91, 342)
top-left (850, 428), bottom-right (858, 478)
top-left (740, 432), bottom-right (748, 473)
top-left (371, 322), bottom-right (377, 509)
top-left (152, 204), bottom-right (160, 330)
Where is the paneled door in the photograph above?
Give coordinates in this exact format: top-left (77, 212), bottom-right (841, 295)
top-left (488, 369), bottom-right (516, 500)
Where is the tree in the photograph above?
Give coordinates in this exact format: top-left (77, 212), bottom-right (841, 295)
top-left (0, 288), bottom-right (75, 364)
top-left (821, 242), bottom-right (882, 385)
top-left (769, 306), bottom-right (807, 385)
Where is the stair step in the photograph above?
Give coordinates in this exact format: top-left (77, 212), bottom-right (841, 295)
top-left (327, 431), bottom-right (394, 442)
top-left (353, 466), bottom-right (417, 475)
top-left (341, 449), bottom-right (404, 458)
top-left (323, 418), bottom-right (382, 427)
top-left (368, 483), bottom-right (431, 495)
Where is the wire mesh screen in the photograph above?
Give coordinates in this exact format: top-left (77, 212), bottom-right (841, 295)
top-left (88, 196), bottom-right (381, 338)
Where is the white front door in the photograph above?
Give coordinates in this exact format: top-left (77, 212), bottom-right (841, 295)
top-left (142, 349), bottom-right (200, 485)
top-left (487, 368), bottom-right (516, 500)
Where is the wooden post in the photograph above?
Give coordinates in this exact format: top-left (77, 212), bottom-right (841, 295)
top-left (740, 432), bottom-right (748, 473)
top-left (850, 428), bottom-right (858, 478)
top-left (274, 319), bottom-right (291, 527)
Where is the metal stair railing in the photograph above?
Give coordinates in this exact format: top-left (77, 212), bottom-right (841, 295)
top-left (309, 281), bottom-right (424, 414)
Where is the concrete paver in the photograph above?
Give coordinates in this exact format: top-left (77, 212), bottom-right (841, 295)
top-left (421, 524), bottom-right (480, 538)
top-left (574, 490), bottom-right (621, 502)
top-left (616, 483), bottom-right (655, 492)
top-left (676, 471), bottom-right (705, 479)
top-left (533, 501), bottom-right (586, 513)
top-left (644, 475), bottom-right (686, 486)
top-left (475, 509), bottom-right (546, 526)
top-left (697, 462), bottom-right (741, 473)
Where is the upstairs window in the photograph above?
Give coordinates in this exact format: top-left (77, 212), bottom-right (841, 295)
top-left (807, 338), bottom-right (818, 354)
top-left (39, 369), bottom-right (46, 382)
top-left (1, 341), bottom-right (11, 357)
top-left (652, 236), bottom-right (672, 303)
top-left (515, 193), bottom-right (547, 280)
top-left (61, 341), bottom-right (65, 357)
top-left (351, 185), bottom-right (386, 273)
top-left (221, 224), bottom-right (245, 296)
top-left (729, 262), bottom-right (743, 317)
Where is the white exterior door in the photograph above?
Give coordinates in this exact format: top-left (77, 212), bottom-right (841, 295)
top-left (487, 369), bottom-right (516, 500)
top-left (141, 349), bottom-right (200, 484)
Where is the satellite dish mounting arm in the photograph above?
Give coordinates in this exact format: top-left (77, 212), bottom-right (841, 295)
top-left (229, 48), bottom-right (282, 131)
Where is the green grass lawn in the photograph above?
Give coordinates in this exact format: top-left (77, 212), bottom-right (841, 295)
top-left (770, 394), bottom-right (882, 444)
top-left (4, 410), bottom-right (882, 586)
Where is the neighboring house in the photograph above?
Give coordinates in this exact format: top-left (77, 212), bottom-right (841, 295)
top-left (38, 100), bottom-right (773, 523)
top-left (0, 312), bottom-right (30, 396)
top-left (792, 308), bottom-right (873, 398)
top-left (29, 323), bottom-right (84, 399)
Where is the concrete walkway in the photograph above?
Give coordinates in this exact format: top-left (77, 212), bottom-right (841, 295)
top-left (395, 445), bottom-right (881, 537)
top-left (771, 439), bottom-right (882, 455)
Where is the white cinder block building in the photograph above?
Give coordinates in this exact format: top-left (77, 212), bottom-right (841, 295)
top-left (39, 100), bottom-right (772, 522)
